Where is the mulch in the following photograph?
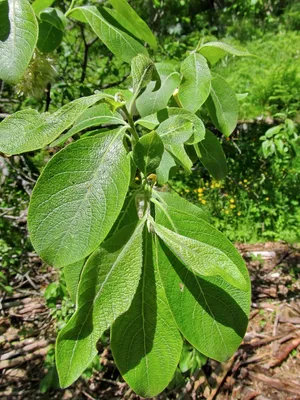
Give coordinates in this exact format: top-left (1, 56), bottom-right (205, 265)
top-left (0, 242), bottom-right (299, 400)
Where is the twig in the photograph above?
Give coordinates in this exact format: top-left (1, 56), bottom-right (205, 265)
top-left (247, 371), bottom-right (300, 395)
top-left (0, 347), bottom-right (48, 369)
top-left (267, 337), bottom-right (300, 367)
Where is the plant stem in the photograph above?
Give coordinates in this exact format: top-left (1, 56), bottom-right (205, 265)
top-left (121, 106), bottom-right (139, 143)
top-left (65, 0), bottom-right (76, 17)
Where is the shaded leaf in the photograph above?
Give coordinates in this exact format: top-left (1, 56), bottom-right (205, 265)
top-left (155, 150), bottom-right (177, 185)
top-left (111, 229), bottom-right (182, 398)
top-left (133, 131), bottom-right (164, 175)
top-left (56, 221), bottom-right (144, 387)
top-left (70, 6), bottom-right (148, 63)
top-left (155, 206), bottom-right (251, 362)
top-left (195, 130), bottom-right (228, 180)
top-left (205, 74), bottom-right (238, 137)
top-left (64, 259), bottom-right (85, 304)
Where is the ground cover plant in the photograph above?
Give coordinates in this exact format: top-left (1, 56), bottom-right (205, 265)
top-left (0, 0), bottom-right (255, 397)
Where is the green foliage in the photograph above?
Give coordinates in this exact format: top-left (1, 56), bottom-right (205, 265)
top-left (0, 1), bottom-right (254, 397)
top-left (0, 0), bottom-right (38, 83)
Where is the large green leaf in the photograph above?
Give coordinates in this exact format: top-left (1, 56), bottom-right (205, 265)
top-left (156, 115), bottom-right (193, 145)
top-left (195, 130), bottom-right (228, 180)
top-left (63, 259), bottom-right (85, 304)
top-left (154, 221), bottom-right (248, 291)
top-left (155, 207), bottom-right (251, 362)
top-left (108, 0), bottom-right (157, 50)
top-left (136, 107), bottom-right (205, 144)
top-left (133, 131), bottom-right (164, 175)
top-left (50, 104), bottom-right (127, 147)
top-left (56, 221), bottom-right (144, 388)
top-left (0, 0), bottom-right (38, 84)
top-left (152, 190), bottom-right (210, 223)
top-left (136, 63), bottom-right (181, 117)
top-left (153, 204), bottom-right (248, 291)
top-left (69, 6), bottom-right (148, 63)
top-left (205, 74), bottom-right (238, 137)
top-left (32, 0), bottom-right (55, 15)
top-left (166, 144), bottom-right (192, 173)
top-left (28, 128), bottom-right (130, 268)
top-left (131, 54), bottom-right (159, 94)
top-left (199, 41), bottom-right (250, 65)
top-left (111, 229), bottom-right (182, 398)
top-left (0, 93), bottom-right (111, 155)
top-left (155, 150), bottom-right (177, 185)
top-left (178, 53), bottom-right (211, 113)
top-left (37, 8), bottom-right (66, 53)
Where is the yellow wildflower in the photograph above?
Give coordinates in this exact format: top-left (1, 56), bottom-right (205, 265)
top-left (225, 210), bottom-right (229, 214)
top-left (198, 188), bottom-right (203, 193)
top-left (239, 181), bottom-right (242, 185)
top-left (265, 197), bottom-right (269, 201)
top-left (237, 211), bottom-right (241, 216)
top-left (230, 204), bottom-right (236, 209)
top-left (243, 179), bottom-right (248, 183)
top-left (201, 199), bottom-right (207, 205)
top-left (185, 189), bottom-right (190, 193)
top-left (211, 184), bottom-right (215, 189)
top-left (230, 198), bottom-right (235, 203)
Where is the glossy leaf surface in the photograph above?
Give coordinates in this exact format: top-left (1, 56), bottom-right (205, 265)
top-left (111, 229), bottom-right (182, 398)
top-left (0, 0), bottom-right (38, 83)
top-left (56, 221), bottom-right (144, 387)
top-left (28, 129), bottom-right (130, 267)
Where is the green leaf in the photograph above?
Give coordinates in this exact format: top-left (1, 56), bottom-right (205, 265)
top-left (0, 0), bottom-right (38, 84)
top-left (111, 229), bottom-right (182, 398)
top-left (153, 212), bottom-right (248, 292)
top-left (133, 131), bottom-right (164, 175)
top-left (155, 150), bottom-right (177, 185)
top-left (131, 54), bottom-right (159, 94)
top-left (50, 104), bottom-right (127, 147)
top-left (136, 63), bottom-right (181, 117)
top-left (28, 128), bottom-right (130, 268)
top-left (195, 130), bottom-right (228, 180)
top-left (136, 107), bottom-right (205, 144)
top-left (0, 93), bottom-right (110, 155)
top-left (166, 144), bottom-right (192, 173)
top-left (205, 74), bottom-right (238, 137)
top-left (155, 207), bottom-right (251, 362)
top-left (156, 116), bottom-right (193, 145)
top-left (32, 0), bottom-right (55, 15)
top-left (108, 0), bottom-right (157, 49)
top-left (178, 53), bottom-right (211, 113)
top-left (236, 93), bottom-right (248, 101)
top-left (152, 190), bottom-right (210, 223)
top-left (39, 7), bottom-right (66, 30)
top-left (199, 41), bottom-right (250, 65)
top-left (56, 221), bottom-right (144, 388)
top-left (69, 6), bottom-right (148, 63)
top-left (63, 259), bottom-right (85, 304)
top-left (37, 8), bottom-right (65, 53)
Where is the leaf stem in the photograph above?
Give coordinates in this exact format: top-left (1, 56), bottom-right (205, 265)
top-left (65, 0), bottom-right (76, 17)
top-left (121, 106), bottom-right (139, 144)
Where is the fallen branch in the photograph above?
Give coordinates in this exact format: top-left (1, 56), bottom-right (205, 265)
top-left (267, 337), bottom-right (300, 368)
top-left (0, 347), bottom-right (48, 370)
top-left (247, 371), bottom-right (300, 395)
